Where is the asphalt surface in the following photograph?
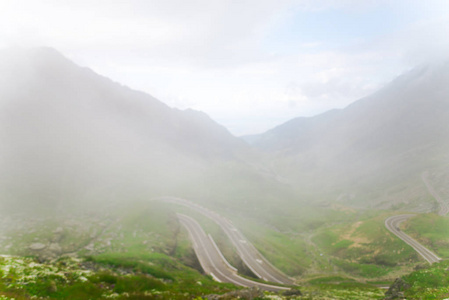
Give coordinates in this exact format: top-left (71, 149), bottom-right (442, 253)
top-left (162, 195), bottom-right (443, 285)
top-left (385, 214), bottom-right (441, 264)
top-left (158, 196), bottom-right (294, 285)
top-left (382, 172), bottom-right (447, 265)
top-left (177, 213), bottom-right (291, 292)
top-left (214, 216), bottom-right (294, 285)
top-left (422, 172), bottom-right (449, 216)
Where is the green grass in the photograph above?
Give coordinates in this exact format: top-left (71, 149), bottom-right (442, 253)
top-left (0, 187), bottom-right (436, 299)
top-left (0, 254), bottom-right (390, 300)
top-left (232, 217), bottom-right (313, 276)
top-left (333, 259), bottom-right (393, 278)
top-left (0, 200), bottom-right (241, 299)
top-left (311, 212), bottom-right (420, 278)
top-left (403, 213), bottom-right (449, 257)
top-left (0, 254), bottom-right (237, 299)
top-left (307, 275), bottom-right (357, 284)
top-left (0, 197), bottom-right (424, 300)
top-left (86, 253), bottom-right (175, 280)
top-left (299, 281), bottom-right (385, 299)
top-left (386, 260), bottom-right (449, 299)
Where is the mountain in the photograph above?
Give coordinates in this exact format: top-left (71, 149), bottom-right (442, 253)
top-left (245, 61), bottom-right (449, 202)
top-left (0, 47), bottom-right (250, 212)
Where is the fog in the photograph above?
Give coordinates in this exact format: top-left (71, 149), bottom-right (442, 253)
top-left (1, 3), bottom-right (449, 299)
top-left (2, 1), bottom-right (449, 135)
top-left (247, 61), bottom-right (449, 195)
top-left (0, 48), bottom-right (236, 214)
top-left (1, 46), bottom-right (449, 217)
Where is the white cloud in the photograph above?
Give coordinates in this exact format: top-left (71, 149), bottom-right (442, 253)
top-left (0, 0), bottom-right (448, 135)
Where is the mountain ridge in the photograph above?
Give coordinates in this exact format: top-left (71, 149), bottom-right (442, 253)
top-left (0, 47), bottom-right (252, 212)
top-left (244, 60), bottom-right (449, 204)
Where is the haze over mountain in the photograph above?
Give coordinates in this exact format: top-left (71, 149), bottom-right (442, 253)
top-left (245, 61), bottom-right (449, 202)
top-left (2, 46), bottom-right (449, 215)
top-left (0, 47), bottom-right (250, 212)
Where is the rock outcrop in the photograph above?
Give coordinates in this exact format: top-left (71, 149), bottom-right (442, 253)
top-left (384, 277), bottom-right (410, 300)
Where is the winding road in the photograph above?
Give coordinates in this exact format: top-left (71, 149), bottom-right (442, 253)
top-left (177, 213), bottom-right (290, 291)
top-left (385, 214), bottom-right (441, 264)
top-left (383, 172), bottom-right (448, 265)
top-left (160, 188), bottom-right (444, 288)
top-left (157, 196), bottom-right (294, 286)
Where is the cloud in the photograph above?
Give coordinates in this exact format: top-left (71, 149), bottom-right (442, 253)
top-left (1, 0), bottom-right (448, 135)
top-left (0, 0), bottom-right (297, 67)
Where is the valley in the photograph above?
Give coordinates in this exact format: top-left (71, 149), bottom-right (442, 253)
top-left (0, 48), bottom-right (449, 299)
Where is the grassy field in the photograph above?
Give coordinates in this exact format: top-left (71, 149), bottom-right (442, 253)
top-left (311, 212), bottom-right (419, 278)
top-left (158, 193), bottom-right (423, 280)
top-left (4, 196), bottom-right (444, 299)
top-left (168, 192), bottom-right (359, 277)
top-left (387, 260), bottom-right (449, 299)
top-left (0, 254), bottom-right (391, 299)
top-left (0, 254), bottom-right (237, 299)
top-left (0, 201), bottom-right (241, 299)
top-left (0, 191), bottom-right (436, 299)
top-left (402, 213), bottom-right (449, 258)
top-left (235, 217), bottom-right (314, 276)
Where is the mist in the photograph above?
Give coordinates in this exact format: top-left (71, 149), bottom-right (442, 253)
top-left (0, 47), bottom-right (248, 214)
top-left (1, 2), bottom-right (449, 299)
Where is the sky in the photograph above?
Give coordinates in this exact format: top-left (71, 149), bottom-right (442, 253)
top-left (0, 0), bottom-right (448, 135)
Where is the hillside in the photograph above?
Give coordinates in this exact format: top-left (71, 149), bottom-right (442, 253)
top-left (0, 47), bottom-right (252, 213)
top-left (2, 48), bottom-right (448, 299)
top-left (245, 61), bottom-right (449, 206)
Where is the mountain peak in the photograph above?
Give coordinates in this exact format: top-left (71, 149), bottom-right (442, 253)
top-left (0, 47), bottom-right (251, 211)
top-left (0, 46), bottom-right (71, 66)
top-left (246, 60), bottom-right (449, 189)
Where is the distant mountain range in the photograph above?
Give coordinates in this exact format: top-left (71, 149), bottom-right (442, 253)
top-left (245, 61), bottom-right (449, 201)
top-left (1, 47), bottom-right (448, 212)
top-left (0, 48), bottom-right (250, 212)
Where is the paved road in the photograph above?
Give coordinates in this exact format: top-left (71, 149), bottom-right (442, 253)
top-left (158, 197), bottom-right (294, 285)
top-left (385, 214), bottom-right (441, 264)
top-left (214, 215), bottom-right (294, 285)
top-left (177, 213), bottom-right (291, 292)
top-left (422, 172), bottom-right (449, 216)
